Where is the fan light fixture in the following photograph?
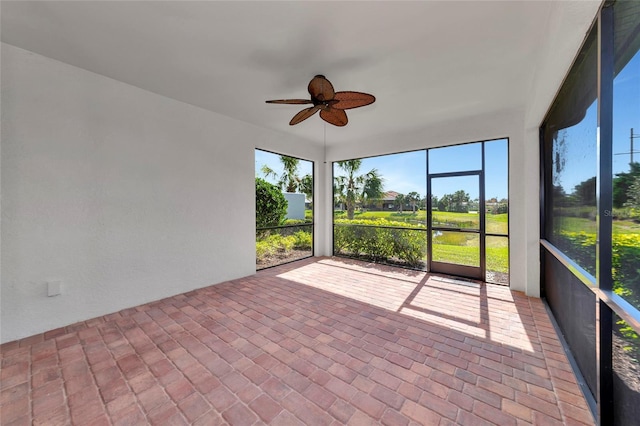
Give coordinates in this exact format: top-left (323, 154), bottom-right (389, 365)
top-left (266, 75), bottom-right (375, 126)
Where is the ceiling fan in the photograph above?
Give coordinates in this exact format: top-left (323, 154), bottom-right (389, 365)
top-left (266, 75), bottom-right (375, 127)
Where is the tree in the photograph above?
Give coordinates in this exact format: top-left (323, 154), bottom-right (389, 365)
top-left (256, 178), bottom-right (288, 228)
top-left (261, 155), bottom-right (301, 193)
top-left (451, 190), bottom-right (470, 212)
top-left (299, 174), bottom-right (313, 203)
top-left (438, 194), bottom-right (452, 212)
top-left (552, 184), bottom-right (571, 207)
top-left (614, 162), bottom-right (640, 208)
top-left (394, 194), bottom-right (406, 213)
top-left (406, 192), bottom-right (420, 213)
top-left (492, 201), bottom-right (508, 214)
top-left (624, 175), bottom-right (640, 211)
top-left (572, 176), bottom-right (596, 206)
top-left (431, 195), bottom-right (439, 211)
top-left (360, 169), bottom-right (385, 210)
top-left (334, 182), bottom-right (345, 210)
top-left (334, 160), bottom-right (385, 219)
top-left (435, 190), bottom-right (470, 212)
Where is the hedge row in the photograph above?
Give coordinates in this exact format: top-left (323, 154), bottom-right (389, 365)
top-left (334, 219), bottom-right (426, 267)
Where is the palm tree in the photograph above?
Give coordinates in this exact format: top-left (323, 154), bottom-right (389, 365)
top-left (394, 193), bottom-right (406, 213)
top-left (299, 174), bottom-right (313, 205)
top-left (360, 169), bottom-right (385, 210)
top-left (261, 156), bottom-right (300, 193)
top-left (335, 160), bottom-right (385, 220)
top-left (406, 192), bottom-right (420, 213)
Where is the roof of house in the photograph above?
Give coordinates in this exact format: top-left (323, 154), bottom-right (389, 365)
top-left (382, 191), bottom-right (400, 201)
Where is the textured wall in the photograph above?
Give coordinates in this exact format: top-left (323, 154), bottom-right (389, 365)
top-left (0, 44), bottom-right (319, 343)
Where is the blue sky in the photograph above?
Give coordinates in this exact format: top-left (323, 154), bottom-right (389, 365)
top-left (344, 150), bottom-right (427, 197)
top-left (255, 149), bottom-right (313, 184)
top-left (331, 141), bottom-right (508, 200)
top-left (256, 139), bottom-right (509, 201)
top-left (257, 51), bottom-right (638, 201)
top-left (613, 51), bottom-right (640, 176)
top-left (557, 49), bottom-right (639, 192)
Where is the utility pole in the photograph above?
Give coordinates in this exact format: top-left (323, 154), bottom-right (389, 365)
top-left (633, 128), bottom-right (638, 164)
top-left (614, 128), bottom-right (640, 165)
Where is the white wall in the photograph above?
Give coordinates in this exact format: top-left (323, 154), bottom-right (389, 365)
top-left (283, 193), bottom-right (306, 220)
top-left (0, 0), bottom-right (599, 342)
top-left (0, 44), bottom-right (319, 343)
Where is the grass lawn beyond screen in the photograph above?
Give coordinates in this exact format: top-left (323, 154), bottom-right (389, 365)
top-left (334, 210), bottom-right (508, 234)
top-left (333, 210), bottom-right (509, 274)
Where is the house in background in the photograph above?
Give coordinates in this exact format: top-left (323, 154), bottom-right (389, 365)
top-left (369, 191), bottom-right (400, 211)
top-left (2, 1), bottom-right (638, 424)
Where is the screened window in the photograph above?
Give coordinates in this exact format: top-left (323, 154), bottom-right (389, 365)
top-left (541, 3), bottom-right (640, 422)
top-left (612, 0), bottom-right (640, 311)
top-left (255, 149), bottom-right (313, 269)
top-left (543, 28), bottom-right (598, 276)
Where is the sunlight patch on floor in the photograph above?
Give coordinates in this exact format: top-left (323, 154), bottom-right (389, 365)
top-left (276, 258), bottom-right (534, 352)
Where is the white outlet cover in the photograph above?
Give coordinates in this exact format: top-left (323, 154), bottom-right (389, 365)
top-left (47, 281), bottom-right (61, 297)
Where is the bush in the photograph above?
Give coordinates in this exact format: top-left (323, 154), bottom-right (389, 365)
top-left (555, 231), bottom-right (640, 308)
top-left (553, 231), bottom-right (596, 275)
top-left (256, 230), bottom-right (313, 263)
top-left (256, 240), bottom-right (277, 259)
top-left (293, 231), bottom-right (312, 249)
top-left (256, 178), bottom-right (288, 229)
top-left (612, 234), bottom-right (640, 307)
top-left (612, 207), bottom-right (638, 221)
top-left (334, 219), bottom-right (426, 267)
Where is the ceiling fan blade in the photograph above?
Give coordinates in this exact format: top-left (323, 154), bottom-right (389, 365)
top-left (290, 106), bottom-right (320, 125)
top-left (320, 108), bottom-right (348, 127)
top-left (332, 92), bottom-right (376, 110)
top-left (308, 75), bottom-right (335, 102)
top-left (266, 99), bottom-right (313, 104)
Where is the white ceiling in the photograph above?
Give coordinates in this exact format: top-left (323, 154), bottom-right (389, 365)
top-left (1, 1), bottom-right (601, 147)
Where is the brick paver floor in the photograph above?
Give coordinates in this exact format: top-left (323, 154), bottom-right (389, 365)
top-left (1, 257), bottom-right (594, 425)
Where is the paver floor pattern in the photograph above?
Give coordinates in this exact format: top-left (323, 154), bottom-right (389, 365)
top-left (1, 257), bottom-right (594, 425)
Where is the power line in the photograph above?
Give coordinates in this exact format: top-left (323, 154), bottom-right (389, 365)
top-left (614, 127), bottom-right (640, 164)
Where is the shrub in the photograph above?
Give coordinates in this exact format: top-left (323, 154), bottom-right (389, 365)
top-left (611, 234), bottom-right (640, 308)
top-left (280, 235), bottom-right (295, 252)
top-left (390, 228), bottom-right (426, 265)
top-left (293, 231), bottom-right (312, 249)
top-left (612, 207), bottom-right (637, 221)
top-left (256, 240), bottom-right (277, 260)
top-left (555, 231), bottom-right (640, 308)
top-left (256, 178), bottom-right (288, 229)
top-left (256, 231), bottom-right (313, 264)
top-left (334, 219), bottom-right (426, 267)
top-left (553, 231), bottom-right (596, 275)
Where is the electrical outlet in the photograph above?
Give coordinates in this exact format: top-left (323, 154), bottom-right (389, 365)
top-left (47, 281), bottom-right (61, 297)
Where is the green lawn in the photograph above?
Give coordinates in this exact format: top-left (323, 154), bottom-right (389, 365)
top-left (555, 216), bottom-right (640, 235)
top-left (334, 210), bottom-right (509, 234)
top-left (332, 210), bottom-right (510, 273)
top-left (330, 209), bottom-right (639, 276)
top-left (430, 245), bottom-right (508, 273)
top-left (432, 245), bottom-right (479, 267)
